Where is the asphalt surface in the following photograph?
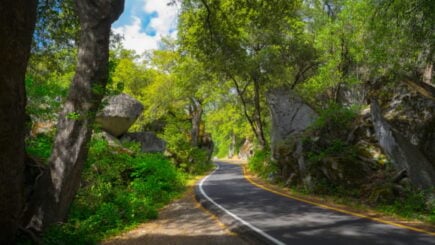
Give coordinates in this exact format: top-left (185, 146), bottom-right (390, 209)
top-left (195, 161), bottom-right (435, 245)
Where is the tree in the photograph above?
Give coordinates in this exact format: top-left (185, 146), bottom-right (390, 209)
top-left (300, 0), bottom-right (367, 105)
top-left (111, 51), bottom-right (150, 100)
top-left (0, 0), bottom-right (37, 242)
top-left (23, 0), bottom-right (124, 232)
top-left (179, 0), bottom-right (314, 149)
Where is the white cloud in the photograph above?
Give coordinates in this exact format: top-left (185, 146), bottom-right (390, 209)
top-left (112, 0), bottom-right (179, 54)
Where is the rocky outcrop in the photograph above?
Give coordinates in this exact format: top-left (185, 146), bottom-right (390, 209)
top-left (267, 89), bottom-right (318, 144)
top-left (371, 100), bottom-right (435, 189)
top-left (238, 139), bottom-right (254, 160)
top-left (266, 88), bottom-right (318, 185)
top-left (121, 132), bottom-right (166, 153)
top-left (371, 81), bottom-right (435, 163)
top-left (95, 93), bottom-right (144, 137)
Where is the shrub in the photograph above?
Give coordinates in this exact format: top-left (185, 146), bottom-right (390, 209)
top-left (248, 150), bottom-right (276, 178)
top-left (38, 137), bottom-right (186, 244)
top-left (25, 134), bottom-right (53, 161)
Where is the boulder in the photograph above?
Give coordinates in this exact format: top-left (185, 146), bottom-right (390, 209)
top-left (370, 81), bottom-right (435, 162)
top-left (238, 139), bottom-right (254, 160)
top-left (267, 88), bottom-right (318, 146)
top-left (95, 93), bottom-right (144, 137)
top-left (121, 132), bottom-right (165, 153)
top-left (371, 100), bottom-right (435, 189)
top-left (266, 88), bottom-right (318, 181)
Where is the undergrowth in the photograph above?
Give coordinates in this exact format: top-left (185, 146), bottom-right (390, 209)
top-left (248, 150), bottom-right (276, 179)
top-left (247, 103), bottom-right (435, 226)
top-left (22, 134), bottom-right (187, 244)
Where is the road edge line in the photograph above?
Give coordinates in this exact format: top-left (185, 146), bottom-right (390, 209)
top-left (197, 163), bottom-right (286, 245)
top-left (192, 181), bottom-right (238, 236)
top-left (242, 165), bottom-right (435, 237)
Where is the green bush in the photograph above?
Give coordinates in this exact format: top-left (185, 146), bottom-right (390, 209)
top-left (39, 137), bottom-right (186, 244)
top-left (25, 134), bottom-right (53, 161)
top-left (25, 75), bottom-right (69, 121)
top-left (377, 188), bottom-right (435, 224)
top-left (248, 150), bottom-right (276, 178)
top-left (161, 118), bottom-right (212, 174)
top-left (303, 104), bottom-right (365, 192)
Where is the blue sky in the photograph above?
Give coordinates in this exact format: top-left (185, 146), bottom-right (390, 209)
top-left (112, 0), bottom-right (179, 54)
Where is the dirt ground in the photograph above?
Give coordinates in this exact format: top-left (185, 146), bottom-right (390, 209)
top-left (103, 178), bottom-right (248, 245)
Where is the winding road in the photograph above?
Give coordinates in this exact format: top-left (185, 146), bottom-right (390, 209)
top-left (195, 161), bottom-right (435, 245)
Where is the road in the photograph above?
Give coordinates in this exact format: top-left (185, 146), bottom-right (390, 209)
top-left (195, 161), bottom-right (435, 245)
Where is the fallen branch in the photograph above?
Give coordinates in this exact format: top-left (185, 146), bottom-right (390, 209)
top-left (403, 79), bottom-right (435, 101)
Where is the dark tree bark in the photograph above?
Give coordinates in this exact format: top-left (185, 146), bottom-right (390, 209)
top-left (0, 0), bottom-right (37, 242)
top-left (23, 0), bottom-right (124, 232)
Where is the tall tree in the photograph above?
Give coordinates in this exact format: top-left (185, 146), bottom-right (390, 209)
top-left (179, 0), bottom-right (313, 149)
top-left (24, 0), bottom-right (124, 232)
top-left (0, 0), bottom-right (37, 242)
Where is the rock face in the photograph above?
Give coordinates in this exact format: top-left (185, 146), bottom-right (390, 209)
top-left (121, 132), bottom-right (166, 153)
top-left (96, 93), bottom-right (144, 137)
top-left (238, 139), bottom-right (254, 160)
top-left (371, 100), bottom-right (435, 189)
top-left (267, 89), bottom-right (318, 146)
top-left (266, 88), bottom-right (318, 185)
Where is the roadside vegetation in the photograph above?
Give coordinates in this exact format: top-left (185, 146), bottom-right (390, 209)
top-left (1, 0), bottom-right (434, 243)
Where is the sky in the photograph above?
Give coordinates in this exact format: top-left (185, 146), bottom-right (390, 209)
top-left (112, 0), bottom-right (179, 54)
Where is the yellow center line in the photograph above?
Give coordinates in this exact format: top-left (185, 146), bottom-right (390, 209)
top-left (241, 165), bottom-right (435, 237)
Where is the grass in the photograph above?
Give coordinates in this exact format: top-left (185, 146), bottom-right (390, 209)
top-left (21, 133), bottom-right (198, 244)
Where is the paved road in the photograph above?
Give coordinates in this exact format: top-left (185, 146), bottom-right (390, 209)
top-left (196, 161), bottom-right (435, 245)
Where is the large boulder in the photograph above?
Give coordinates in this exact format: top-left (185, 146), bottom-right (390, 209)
top-left (371, 100), bottom-right (435, 189)
top-left (266, 88), bottom-right (318, 184)
top-left (95, 93), bottom-right (144, 137)
top-left (121, 132), bottom-right (166, 153)
top-left (370, 81), bottom-right (435, 162)
top-left (267, 88), bottom-right (318, 145)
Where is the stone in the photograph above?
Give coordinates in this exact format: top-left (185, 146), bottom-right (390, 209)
top-left (266, 88), bottom-right (318, 180)
top-left (95, 93), bottom-right (144, 137)
top-left (121, 132), bottom-right (166, 153)
top-left (371, 81), bottom-right (435, 163)
top-left (371, 100), bottom-right (435, 189)
top-left (238, 139), bottom-right (254, 160)
top-left (267, 88), bottom-right (318, 146)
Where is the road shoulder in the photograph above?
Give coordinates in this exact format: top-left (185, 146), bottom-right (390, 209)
top-left (242, 163), bottom-right (435, 236)
top-left (103, 174), bottom-right (247, 245)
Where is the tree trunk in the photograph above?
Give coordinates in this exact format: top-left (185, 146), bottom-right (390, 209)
top-left (190, 98), bottom-right (203, 147)
top-left (252, 76), bottom-right (267, 150)
top-left (230, 75), bottom-right (267, 150)
top-left (228, 132), bottom-right (235, 158)
top-left (23, 0), bottom-right (124, 232)
top-left (0, 1), bottom-right (37, 242)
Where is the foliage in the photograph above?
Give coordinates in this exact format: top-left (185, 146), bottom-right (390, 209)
top-left (248, 150), bottom-right (276, 179)
top-left (204, 86), bottom-right (253, 158)
top-left (179, 0), bottom-right (315, 149)
top-left (25, 75), bottom-right (69, 121)
top-left (23, 135), bottom-right (186, 244)
top-left (161, 116), bottom-right (212, 174)
top-left (309, 104), bottom-right (358, 133)
top-left (19, 0), bottom-right (435, 237)
top-left (301, 105), bottom-right (367, 193)
top-left (378, 189), bottom-right (435, 224)
top-left (25, 134), bottom-right (53, 161)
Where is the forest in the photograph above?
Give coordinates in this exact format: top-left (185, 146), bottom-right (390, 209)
top-left (0, 0), bottom-right (434, 244)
